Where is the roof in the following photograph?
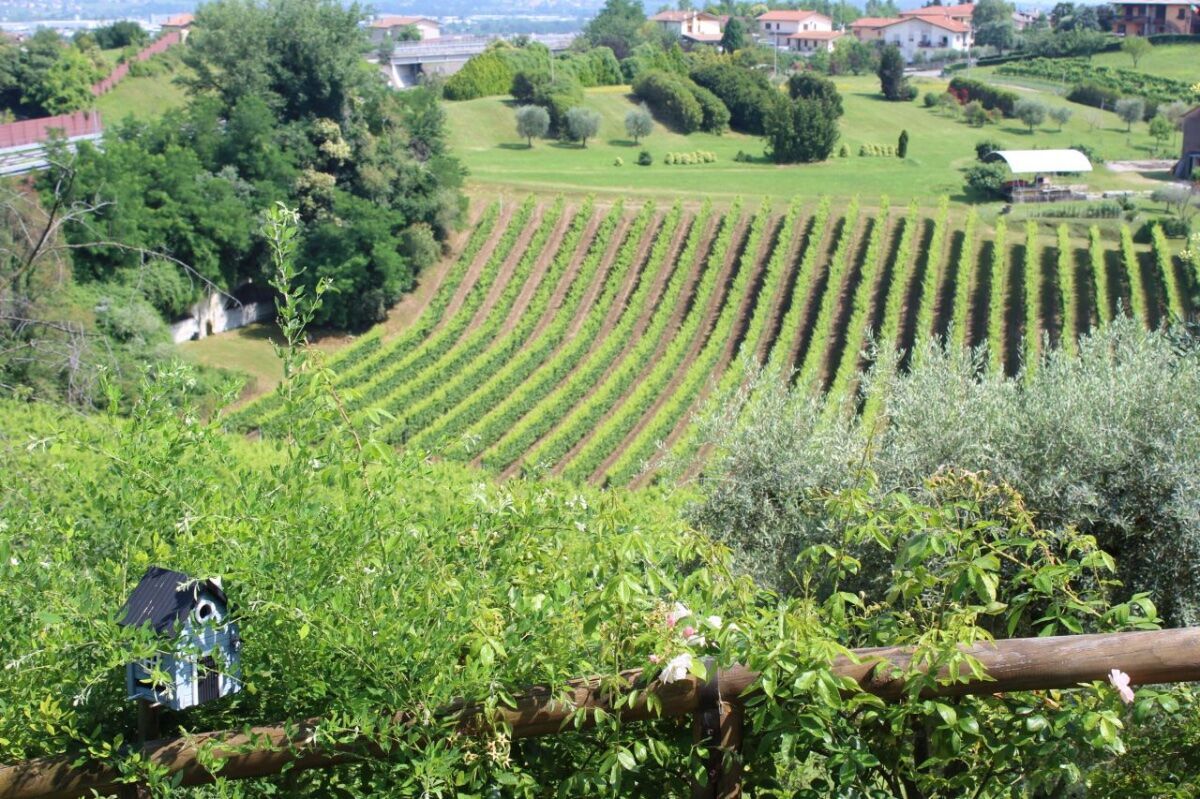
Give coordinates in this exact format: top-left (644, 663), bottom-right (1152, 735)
top-left (890, 14), bottom-right (971, 31)
top-left (758, 9), bottom-right (827, 22)
top-left (1111, 0), bottom-right (1195, 4)
top-left (986, 149), bottom-right (1094, 174)
top-left (163, 13), bottom-right (194, 28)
top-left (370, 15), bottom-right (437, 28)
top-left (119, 566), bottom-right (227, 635)
top-left (850, 16), bottom-right (900, 27)
top-left (788, 30), bottom-right (844, 39)
top-left (682, 32), bottom-right (725, 42)
top-left (650, 10), bottom-right (721, 22)
top-left (900, 3), bottom-right (975, 18)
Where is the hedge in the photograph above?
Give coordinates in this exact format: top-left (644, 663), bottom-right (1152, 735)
top-left (948, 77), bottom-right (1019, 117)
top-left (633, 69), bottom-right (731, 134)
top-left (690, 62), bottom-right (777, 135)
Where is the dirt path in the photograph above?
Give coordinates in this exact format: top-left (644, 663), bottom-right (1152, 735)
top-left (553, 214), bottom-right (750, 478)
top-left (464, 205), bottom-right (543, 336)
top-left (618, 216), bottom-right (778, 487)
top-left (497, 205), bottom-right (576, 337)
top-left (440, 201), bottom-right (518, 325)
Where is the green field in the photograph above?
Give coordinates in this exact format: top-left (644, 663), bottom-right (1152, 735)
top-left (445, 77), bottom-right (1163, 202)
top-left (228, 194), bottom-right (1195, 488)
top-left (1085, 43), bottom-right (1200, 82)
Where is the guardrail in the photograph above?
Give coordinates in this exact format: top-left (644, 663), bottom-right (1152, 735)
top-left (3, 628), bottom-right (1199, 799)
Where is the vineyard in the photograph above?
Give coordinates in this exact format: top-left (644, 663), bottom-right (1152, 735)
top-left (230, 197), bottom-right (1195, 487)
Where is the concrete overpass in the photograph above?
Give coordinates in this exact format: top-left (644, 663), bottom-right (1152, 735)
top-left (378, 34), bottom-right (578, 89)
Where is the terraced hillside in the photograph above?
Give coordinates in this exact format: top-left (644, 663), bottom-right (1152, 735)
top-left (229, 196), bottom-right (1195, 487)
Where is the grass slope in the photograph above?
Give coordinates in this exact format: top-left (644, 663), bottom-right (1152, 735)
top-left (445, 76), bottom-right (1161, 202)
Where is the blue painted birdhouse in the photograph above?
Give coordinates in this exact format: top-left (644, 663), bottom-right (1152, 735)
top-left (119, 566), bottom-right (241, 711)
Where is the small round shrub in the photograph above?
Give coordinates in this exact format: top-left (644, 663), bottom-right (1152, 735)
top-left (637, 149), bottom-right (653, 166)
top-left (614, 157), bottom-right (624, 166)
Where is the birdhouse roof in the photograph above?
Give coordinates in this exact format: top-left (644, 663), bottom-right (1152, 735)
top-left (119, 566), bottom-right (227, 635)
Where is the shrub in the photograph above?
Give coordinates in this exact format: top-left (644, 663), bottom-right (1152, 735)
top-left (625, 105), bottom-right (654, 143)
top-left (964, 100), bottom-right (991, 127)
top-left (1069, 141), bottom-right (1104, 164)
top-left (923, 91), bottom-right (939, 108)
top-left (877, 44), bottom-right (909, 101)
top-left (975, 139), bottom-right (1002, 161)
top-left (564, 106), bottom-right (601, 147)
top-left (948, 76), bottom-right (1019, 116)
top-left (964, 161), bottom-right (1009, 198)
top-left (632, 69), bottom-right (704, 133)
top-left (691, 83), bottom-right (731, 134)
top-left (515, 104), bottom-right (550, 146)
top-left (613, 156), bottom-right (624, 166)
top-left (399, 223), bottom-right (441, 273)
top-left (637, 149), bottom-right (653, 165)
top-left (897, 129), bottom-right (908, 158)
top-left (690, 62), bottom-right (777, 135)
top-left (765, 95), bottom-right (839, 164)
top-left (444, 50), bottom-right (513, 100)
top-left (786, 72), bottom-right (844, 117)
top-left (1014, 98), bottom-right (1048, 132)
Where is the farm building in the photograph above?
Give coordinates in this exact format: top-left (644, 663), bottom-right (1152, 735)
top-left (1110, 0), bottom-right (1200, 35)
top-left (757, 10), bottom-right (833, 48)
top-left (1176, 106), bottom-right (1200, 179)
top-left (369, 16), bottom-right (441, 43)
top-left (649, 10), bottom-right (725, 45)
top-left (984, 149), bottom-right (1093, 202)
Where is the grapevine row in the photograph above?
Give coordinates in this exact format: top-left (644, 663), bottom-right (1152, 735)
top-left (796, 198), bottom-right (862, 393)
top-left (1022, 221), bottom-right (1040, 376)
top-left (948, 209), bottom-right (979, 351)
top-left (1090, 225), bottom-right (1111, 327)
top-left (913, 197), bottom-right (950, 343)
top-left (1151, 224), bottom-right (1185, 323)
top-left (763, 198), bottom-right (833, 375)
top-left (1057, 225), bottom-right (1078, 357)
top-left (1120, 225), bottom-right (1147, 327)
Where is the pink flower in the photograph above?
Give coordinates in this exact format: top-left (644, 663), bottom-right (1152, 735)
top-left (682, 626), bottom-right (697, 639)
top-left (1108, 668), bottom-right (1135, 705)
top-left (666, 602), bottom-right (691, 628)
top-left (648, 654), bottom-right (661, 664)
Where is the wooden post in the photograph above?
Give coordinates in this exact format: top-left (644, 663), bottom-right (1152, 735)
top-left (692, 660), bottom-right (744, 799)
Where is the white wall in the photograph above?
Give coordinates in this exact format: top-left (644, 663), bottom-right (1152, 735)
top-left (171, 291), bottom-right (275, 344)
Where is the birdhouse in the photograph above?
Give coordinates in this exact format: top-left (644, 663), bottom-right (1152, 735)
top-left (119, 566), bottom-right (241, 711)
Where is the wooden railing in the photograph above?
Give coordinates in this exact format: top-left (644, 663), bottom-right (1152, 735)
top-left (2, 628), bottom-right (1199, 799)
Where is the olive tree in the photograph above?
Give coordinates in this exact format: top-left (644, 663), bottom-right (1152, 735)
top-left (515, 104), bottom-right (550, 147)
top-left (624, 104), bottom-right (653, 144)
top-left (1048, 106), bottom-right (1073, 130)
top-left (565, 106), bottom-right (601, 147)
top-left (1114, 97), bottom-right (1145, 132)
top-left (1015, 98), bottom-right (1047, 133)
top-left (1121, 35), bottom-right (1151, 67)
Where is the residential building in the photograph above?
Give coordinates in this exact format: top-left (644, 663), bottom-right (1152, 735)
top-left (1110, 1), bottom-right (1200, 35)
top-left (788, 30), bottom-right (844, 53)
top-left (161, 13), bottom-right (195, 42)
top-left (1176, 105), bottom-right (1200, 179)
top-left (899, 3), bottom-right (976, 25)
top-left (850, 14), bottom-right (972, 60)
top-left (650, 10), bottom-right (725, 45)
top-left (757, 10), bottom-right (833, 48)
top-left (369, 16), bottom-right (441, 43)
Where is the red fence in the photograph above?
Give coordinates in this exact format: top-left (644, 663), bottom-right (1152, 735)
top-left (0, 110), bottom-right (103, 150)
top-left (91, 31), bottom-right (183, 96)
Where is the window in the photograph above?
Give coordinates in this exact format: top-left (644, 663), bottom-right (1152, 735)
top-left (1178, 7), bottom-right (1187, 19)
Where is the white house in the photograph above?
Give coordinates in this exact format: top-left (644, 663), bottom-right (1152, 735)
top-left (756, 10), bottom-right (833, 48)
top-left (787, 30), bottom-right (844, 53)
top-left (851, 14), bottom-right (972, 60)
top-left (650, 10), bottom-right (725, 44)
top-left (369, 16), bottom-right (441, 43)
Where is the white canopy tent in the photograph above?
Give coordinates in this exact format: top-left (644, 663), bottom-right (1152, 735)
top-left (985, 149), bottom-right (1093, 174)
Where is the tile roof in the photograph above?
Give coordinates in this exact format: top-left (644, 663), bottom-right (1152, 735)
top-left (371, 15), bottom-right (437, 28)
top-left (900, 3), bottom-right (975, 18)
top-left (850, 16), bottom-right (901, 27)
top-left (787, 29), bottom-right (845, 39)
top-left (758, 9), bottom-right (826, 22)
top-left (651, 10), bottom-right (721, 22)
top-left (163, 13), bottom-right (194, 27)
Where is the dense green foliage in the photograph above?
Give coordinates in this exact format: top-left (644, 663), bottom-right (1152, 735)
top-left (90, 21), bottom-right (149, 50)
top-left (948, 77), bottom-right (1019, 117)
top-left (876, 44), bottom-right (909, 101)
top-left (49, 0), bottom-right (465, 331)
top-left (632, 70), bottom-right (710, 134)
top-left (0, 28), bottom-right (104, 117)
top-left (445, 41), bottom-right (620, 101)
top-left (998, 57), bottom-right (1200, 107)
top-left (764, 95), bottom-right (839, 164)
top-left (690, 62), bottom-right (777, 136)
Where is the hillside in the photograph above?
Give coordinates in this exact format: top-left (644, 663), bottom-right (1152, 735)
top-left (444, 77), bottom-right (1163, 201)
top-left (229, 194), bottom-right (1195, 488)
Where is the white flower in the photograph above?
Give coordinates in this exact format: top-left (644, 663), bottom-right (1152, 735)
top-left (666, 602), bottom-right (692, 628)
top-left (705, 615), bottom-right (722, 629)
top-left (658, 653), bottom-right (693, 684)
top-left (1108, 668), bottom-right (1135, 705)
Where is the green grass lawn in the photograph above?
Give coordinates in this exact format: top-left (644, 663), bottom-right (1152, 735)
top-left (1087, 43), bottom-right (1200, 82)
top-left (95, 68), bottom-right (190, 123)
top-left (180, 324), bottom-right (285, 401)
top-left (444, 76), bottom-right (1162, 204)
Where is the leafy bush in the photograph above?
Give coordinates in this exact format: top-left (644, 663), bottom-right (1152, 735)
top-left (637, 149), bottom-right (653, 166)
top-left (690, 319), bottom-right (1200, 625)
top-left (764, 95), bottom-right (839, 164)
top-left (121, 259), bottom-right (196, 319)
top-left (858, 143), bottom-right (898, 157)
top-left (975, 138), bottom-right (1002, 161)
top-left (786, 72), bottom-right (844, 118)
top-left (631, 69), bottom-right (704, 133)
top-left (444, 50), bottom-right (513, 100)
top-left (964, 161), bottom-right (1009, 199)
top-left (690, 62), bottom-right (778, 135)
top-left (663, 150), bottom-right (717, 165)
top-left (949, 76), bottom-right (1019, 116)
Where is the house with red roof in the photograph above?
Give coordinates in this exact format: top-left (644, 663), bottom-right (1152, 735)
top-left (650, 10), bottom-right (725, 45)
top-left (757, 10), bottom-right (833, 48)
top-left (850, 6), bottom-right (974, 61)
top-left (161, 13), bottom-right (195, 42)
top-left (369, 16), bottom-right (440, 44)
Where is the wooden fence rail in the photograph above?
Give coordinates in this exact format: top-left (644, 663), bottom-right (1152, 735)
top-left (2, 628), bottom-right (1199, 799)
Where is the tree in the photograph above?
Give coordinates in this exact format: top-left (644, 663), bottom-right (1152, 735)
top-left (897, 129), bottom-right (909, 158)
top-left (92, 21), bottom-right (149, 49)
top-left (565, 106), bottom-right (601, 147)
top-left (787, 72), bottom-right (843, 117)
top-left (624, 105), bottom-right (653, 143)
top-left (876, 44), bottom-right (907, 101)
top-left (515, 104), bottom-right (550, 146)
top-left (22, 45), bottom-right (98, 115)
top-left (973, 0), bottom-right (1017, 52)
top-left (1121, 36), bottom-right (1151, 68)
top-left (1048, 106), bottom-right (1073, 130)
top-left (720, 17), bottom-right (746, 52)
top-left (964, 161), bottom-right (1009, 198)
top-left (1149, 114), bottom-right (1174, 154)
top-left (1014, 98), bottom-right (1047, 133)
top-left (764, 96), bottom-right (839, 163)
top-left (1114, 97), bottom-right (1145, 132)
top-left (583, 0), bottom-right (645, 59)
